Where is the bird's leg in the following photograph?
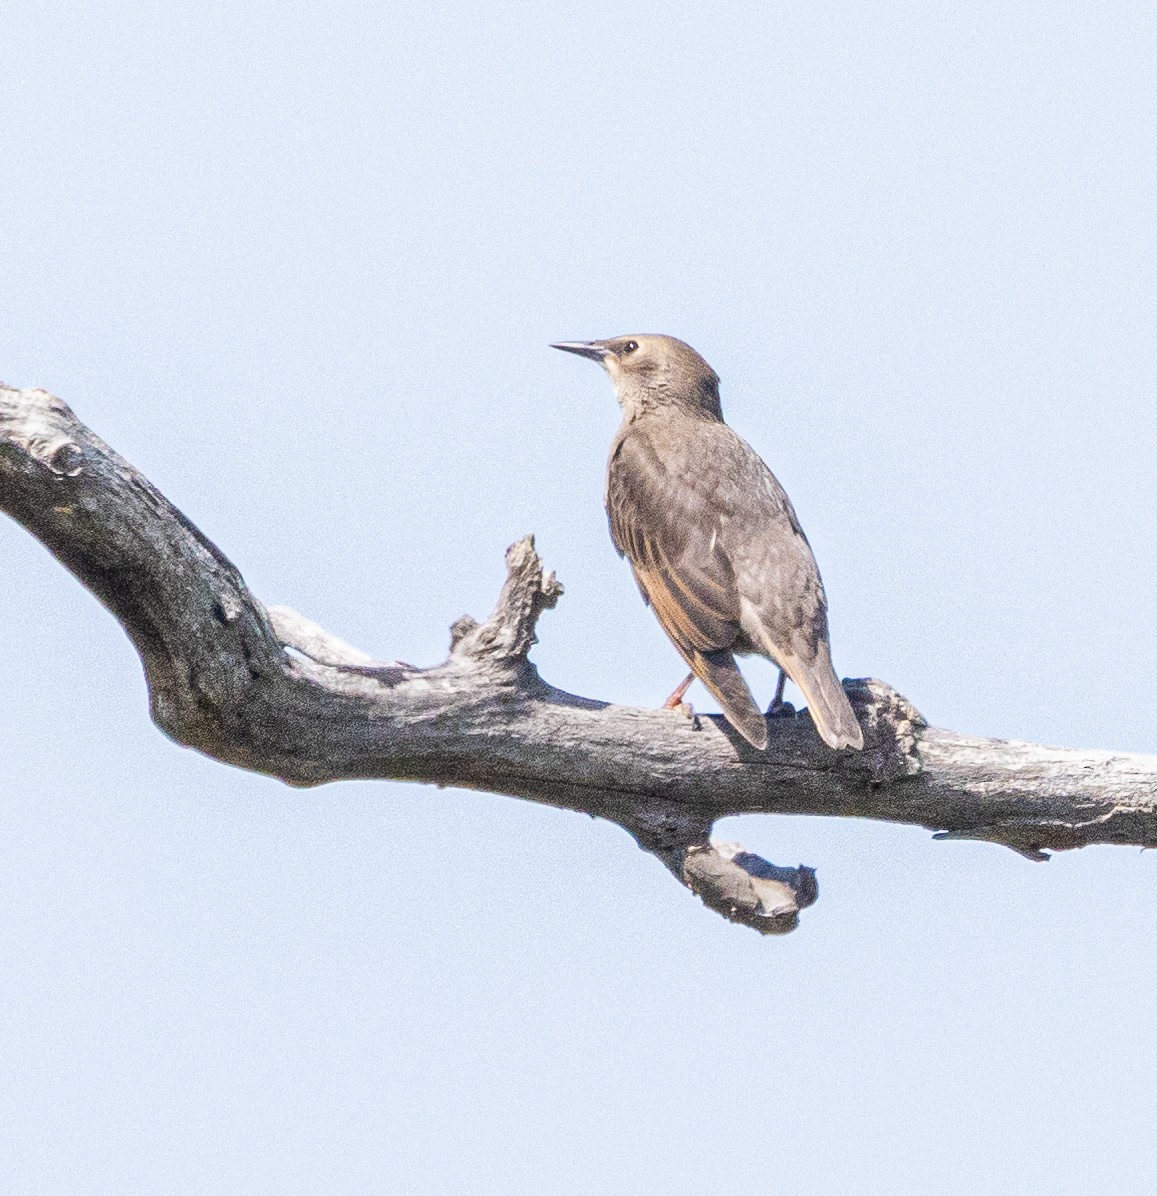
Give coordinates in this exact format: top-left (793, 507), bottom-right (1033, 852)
top-left (766, 669), bottom-right (795, 718)
top-left (663, 672), bottom-right (695, 709)
top-left (661, 672), bottom-right (701, 730)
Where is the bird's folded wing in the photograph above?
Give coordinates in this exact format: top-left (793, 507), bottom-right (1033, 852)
top-left (606, 428), bottom-right (740, 656)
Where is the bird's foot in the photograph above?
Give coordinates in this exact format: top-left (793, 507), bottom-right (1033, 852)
top-left (664, 700), bottom-right (702, 732)
top-left (662, 673), bottom-right (700, 729)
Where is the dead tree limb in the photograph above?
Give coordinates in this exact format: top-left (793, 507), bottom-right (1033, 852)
top-left (2, 384), bottom-right (1155, 934)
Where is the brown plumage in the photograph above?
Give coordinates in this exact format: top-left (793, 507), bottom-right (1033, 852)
top-left (551, 333), bottom-right (863, 751)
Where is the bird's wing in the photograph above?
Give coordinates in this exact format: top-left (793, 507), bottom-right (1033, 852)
top-left (719, 442), bottom-right (863, 750)
top-left (606, 423), bottom-right (741, 656)
top-left (606, 423), bottom-right (768, 748)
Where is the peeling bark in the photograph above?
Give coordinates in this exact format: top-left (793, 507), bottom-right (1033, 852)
top-left (2, 384), bottom-right (1155, 934)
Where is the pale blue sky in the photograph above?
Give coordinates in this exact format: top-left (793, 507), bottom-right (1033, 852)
top-left (3, 2), bottom-right (1156, 1192)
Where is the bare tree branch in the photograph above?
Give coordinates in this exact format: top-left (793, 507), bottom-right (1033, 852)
top-left (3, 384), bottom-right (1155, 934)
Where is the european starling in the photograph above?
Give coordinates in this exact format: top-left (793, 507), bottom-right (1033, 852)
top-left (552, 334), bottom-right (863, 751)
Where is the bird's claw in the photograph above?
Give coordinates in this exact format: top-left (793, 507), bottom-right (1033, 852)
top-left (765, 699), bottom-right (797, 720)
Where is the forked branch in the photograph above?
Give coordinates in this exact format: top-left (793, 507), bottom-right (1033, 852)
top-left (2, 384), bottom-right (1155, 934)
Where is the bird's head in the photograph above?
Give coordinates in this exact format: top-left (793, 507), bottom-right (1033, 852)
top-left (551, 334), bottom-right (723, 420)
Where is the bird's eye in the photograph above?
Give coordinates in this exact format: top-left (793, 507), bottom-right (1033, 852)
top-left (623, 340), bottom-right (639, 354)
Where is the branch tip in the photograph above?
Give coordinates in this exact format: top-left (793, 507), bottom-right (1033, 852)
top-left (450, 534), bottom-right (563, 665)
top-left (682, 840), bottom-right (818, 935)
top-left (626, 811), bottom-right (819, 935)
top-left (932, 825), bottom-right (1051, 862)
top-left (0, 385), bottom-right (86, 474)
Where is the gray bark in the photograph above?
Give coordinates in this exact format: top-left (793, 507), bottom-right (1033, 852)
top-left (2, 384), bottom-right (1155, 934)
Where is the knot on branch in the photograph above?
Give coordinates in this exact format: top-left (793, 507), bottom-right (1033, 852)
top-left (449, 535), bottom-right (563, 667)
top-left (0, 386), bottom-right (86, 476)
top-left (846, 677), bottom-right (927, 783)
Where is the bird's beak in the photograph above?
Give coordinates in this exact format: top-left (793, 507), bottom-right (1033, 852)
top-left (550, 341), bottom-right (611, 362)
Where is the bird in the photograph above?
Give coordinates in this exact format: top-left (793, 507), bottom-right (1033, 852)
top-left (551, 333), bottom-right (863, 752)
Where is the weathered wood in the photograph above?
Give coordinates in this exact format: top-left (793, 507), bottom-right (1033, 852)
top-left (3, 384), bottom-right (1155, 934)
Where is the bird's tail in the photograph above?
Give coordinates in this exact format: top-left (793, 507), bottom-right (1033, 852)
top-left (691, 649), bottom-right (769, 749)
top-left (783, 645), bottom-right (863, 751)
